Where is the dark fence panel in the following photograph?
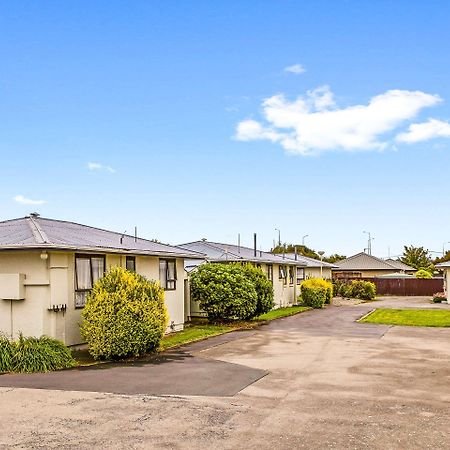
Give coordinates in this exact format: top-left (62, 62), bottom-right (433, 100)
top-left (342, 277), bottom-right (444, 296)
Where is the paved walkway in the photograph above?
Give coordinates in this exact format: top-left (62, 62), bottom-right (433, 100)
top-left (1, 297), bottom-right (450, 449)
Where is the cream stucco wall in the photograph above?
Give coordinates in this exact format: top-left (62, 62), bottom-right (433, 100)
top-left (0, 250), bottom-right (187, 345)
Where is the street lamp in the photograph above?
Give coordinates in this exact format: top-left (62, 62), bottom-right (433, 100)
top-left (275, 228), bottom-right (281, 246)
top-left (443, 242), bottom-right (450, 257)
top-left (318, 251), bottom-right (325, 278)
top-left (363, 231), bottom-right (374, 255)
top-left (302, 234), bottom-right (309, 246)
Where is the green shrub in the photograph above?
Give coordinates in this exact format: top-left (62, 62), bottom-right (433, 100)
top-left (0, 334), bottom-right (14, 373)
top-left (190, 263), bottom-right (258, 321)
top-left (416, 269), bottom-right (433, 279)
top-left (242, 264), bottom-right (274, 315)
top-left (80, 266), bottom-right (168, 360)
top-left (300, 278), bottom-right (332, 308)
top-left (432, 292), bottom-right (446, 303)
top-left (337, 280), bottom-right (376, 300)
top-left (11, 334), bottom-right (75, 373)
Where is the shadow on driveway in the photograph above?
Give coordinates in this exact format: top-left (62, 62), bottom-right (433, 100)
top-left (0, 331), bottom-right (268, 397)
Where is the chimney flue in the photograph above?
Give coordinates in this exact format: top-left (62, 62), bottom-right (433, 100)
top-left (253, 233), bottom-right (257, 257)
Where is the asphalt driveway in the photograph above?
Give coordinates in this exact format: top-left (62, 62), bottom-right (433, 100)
top-left (1, 297), bottom-right (450, 449)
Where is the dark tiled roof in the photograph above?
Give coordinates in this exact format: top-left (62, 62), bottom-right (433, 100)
top-left (179, 240), bottom-right (305, 266)
top-left (0, 215), bottom-right (203, 258)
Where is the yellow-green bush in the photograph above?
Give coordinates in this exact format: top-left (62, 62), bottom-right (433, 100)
top-left (300, 278), bottom-right (333, 308)
top-left (80, 267), bottom-right (168, 360)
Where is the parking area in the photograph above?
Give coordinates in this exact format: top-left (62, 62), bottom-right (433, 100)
top-left (1, 297), bottom-right (449, 449)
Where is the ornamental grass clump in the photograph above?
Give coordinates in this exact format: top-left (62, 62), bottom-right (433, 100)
top-left (300, 278), bottom-right (333, 309)
top-left (190, 263), bottom-right (259, 321)
top-left (80, 266), bottom-right (168, 360)
top-left (0, 334), bottom-right (14, 373)
top-left (9, 334), bottom-right (75, 373)
top-left (1, 333), bottom-right (75, 374)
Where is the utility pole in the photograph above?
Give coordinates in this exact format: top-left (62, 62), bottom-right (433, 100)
top-left (443, 241), bottom-right (450, 257)
top-left (302, 234), bottom-right (309, 247)
top-left (363, 231), bottom-right (374, 255)
top-left (275, 228), bottom-right (281, 246)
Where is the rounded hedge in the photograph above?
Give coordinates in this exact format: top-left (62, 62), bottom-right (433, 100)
top-left (80, 266), bottom-right (168, 360)
top-left (416, 269), bottom-right (432, 279)
top-left (190, 263), bottom-right (259, 321)
top-left (242, 264), bottom-right (275, 316)
top-left (300, 278), bottom-right (332, 308)
top-left (333, 279), bottom-right (376, 300)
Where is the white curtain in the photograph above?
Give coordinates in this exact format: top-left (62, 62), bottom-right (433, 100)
top-left (76, 258), bottom-right (92, 290)
top-left (91, 257), bottom-right (105, 283)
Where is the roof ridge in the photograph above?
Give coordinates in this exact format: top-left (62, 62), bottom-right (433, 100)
top-left (27, 216), bottom-right (49, 244)
top-left (195, 241), bottom-right (244, 260)
top-left (35, 216), bottom-right (186, 250)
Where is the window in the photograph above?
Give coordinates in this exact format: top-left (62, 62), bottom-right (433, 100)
top-left (267, 264), bottom-right (273, 282)
top-left (279, 265), bottom-right (287, 285)
top-left (75, 254), bottom-right (105, 308)
top-left (288, 266), bottom-right (294, 285)
top-left (296, 267), bottom-right (305, 285)
top-left (126, 256), bottom-right (136, 272)
top-left (159, 259), bottom-right (177, 290)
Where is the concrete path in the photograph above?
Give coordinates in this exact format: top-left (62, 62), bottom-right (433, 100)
top-left (1, 298), bottom-right (450, 449)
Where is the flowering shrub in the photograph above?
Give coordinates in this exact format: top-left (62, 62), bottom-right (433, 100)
top-left (432, 292), bottom-right (446, 303)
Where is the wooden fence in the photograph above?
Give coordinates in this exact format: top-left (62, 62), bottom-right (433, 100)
top-left (339, 277), bottom-right (444, 296)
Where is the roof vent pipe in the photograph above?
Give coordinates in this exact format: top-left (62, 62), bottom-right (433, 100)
top-left (253, 233), bottom-right (257, 257)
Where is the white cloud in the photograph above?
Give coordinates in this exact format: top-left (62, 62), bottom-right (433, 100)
top-left (235, 87), bottom-right (443, 155)
top-left (284, 64), bottom-right (306, 75)
top-left (396, 118), bottom-right (450, 143)
top-left (13, 195), bottom-right (46, 205)
top-left (87, 162), bottom-right (116, 173)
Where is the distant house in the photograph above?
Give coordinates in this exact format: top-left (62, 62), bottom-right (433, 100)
top-left (333, 252), bottom-right (416, 278)
top-left (0, 215), bottom-right (204, 345)
top-left (281, 253), bottom-right (338, 279)
top-left (435, 261), bottom-right (450, 302)
top-left (179, 240), bottom-right (306, 316)
top-left (385, 258), bottom-right (417, 274)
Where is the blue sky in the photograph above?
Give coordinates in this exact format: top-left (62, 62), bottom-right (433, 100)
top-left (1, 1), bottom-right (450, 258)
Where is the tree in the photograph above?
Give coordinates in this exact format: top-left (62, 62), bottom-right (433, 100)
top-left (400, 245), bottom-right (433, 271)
top-left (272, 243), bottom-right (320, 260)
top-left (323, 254), bottom-right (346, 263)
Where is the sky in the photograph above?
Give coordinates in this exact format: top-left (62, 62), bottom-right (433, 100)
top-left (1, 0), bottom-right (450, 258)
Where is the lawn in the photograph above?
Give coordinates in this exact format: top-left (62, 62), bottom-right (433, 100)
top-left (360, 308), bottom-right (450, 327)
top-left (255, 305), bottom-right (311, 321)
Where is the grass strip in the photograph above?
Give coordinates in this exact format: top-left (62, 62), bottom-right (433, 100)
top-left (360, 308), bottom-right (450, 327)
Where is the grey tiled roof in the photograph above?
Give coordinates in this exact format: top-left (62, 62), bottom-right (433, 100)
top-left (178, 240), bottom-right (306, 266)
top-left (282, 253), bottom-right (338, 268)
top-left (334, 252), bottom-right (406, 271)
top-left (385, 259), bottom-right (416, 271)
top-left (0, 215), bottom-right (203, 258)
